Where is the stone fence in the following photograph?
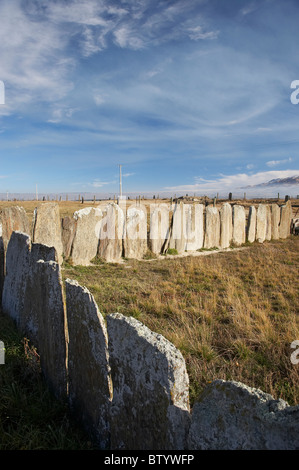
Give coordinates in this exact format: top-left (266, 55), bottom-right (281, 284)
top-left (1, 230), bottom-right (299, 450)
top-left (0, 200), bottom-right (295, 274)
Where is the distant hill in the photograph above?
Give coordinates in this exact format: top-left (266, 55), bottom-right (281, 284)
top-left (242, 175), bottom-right (299, 189)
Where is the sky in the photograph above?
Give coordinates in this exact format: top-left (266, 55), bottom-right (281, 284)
top-left (0, 0), bottom-right (299, 199)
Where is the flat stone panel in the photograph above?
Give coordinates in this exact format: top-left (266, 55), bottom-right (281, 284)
top-left (107, 313), bottom-right (190, 450)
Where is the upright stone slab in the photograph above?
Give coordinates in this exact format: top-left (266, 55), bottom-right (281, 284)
top-left (107, 313), bottom-right (190, 450)
top-left (123, 206), bottom-right (147, 259)
top-left (220, 203), bottom-right (232, 248)
top-left (61, 216), bottom-right (77, 259)
top-left (184, 203), bottom-right (204, 251)
top-left (0, 206), bottom-right (30, 252)
top-left (2, 231), bottom-right (31, 326)
top-left (265, 205), bottom-right (272, 241)
top-left (279, 201), bottom-right (293, 239)
top-left (168, 202), bottom-right (186, 254)
top-left (247, 206), bottom-right (256, 243)
top-left (204, 206), bottom-right (220, 249)
top-left (0, 206), bottom-right (30, 299)
top-left (256, 204), bottom-right (267, 243)
top-left (65, 279), bottom-right (112, 449)
top-left (32, 203), bottom-right (64, 264)
top-left (21, 243), bottom-right (58, 346)
top-left (271, 204), bottom-right (280, 240)
top-left (71, 207), bottom-right (103, 265)
top-left (149, 203), bottom-right (171, 255)
top-left (97, 203), bottom-right (124, 263)
top-left (188, 379), bottom-right (299, 450)
top-left (232, 205), bottom-right (246, 246)
top-left (35, 259), bottom-right (67, 399)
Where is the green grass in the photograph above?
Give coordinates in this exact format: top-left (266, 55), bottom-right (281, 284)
top-left (0, 312), bottom-right (93, 450)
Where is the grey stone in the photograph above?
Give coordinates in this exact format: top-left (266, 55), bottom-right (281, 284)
top-left (204, 206), bottom-right (220, 249)
top-left (0, 206), bottom-right (30, 299)
top-left (106, 313), bottom-right (191, 450)
top-left (168, 202), bottom-right (186, 254)
top-left (279, 201), bottom-right (293, 239)
top-left (256, 204), bottom-right (267, 243)
top-left (220, 203), bottom-right (232, 248)
top-left (123, 206), bottom-right (147, 259)
top-left (71, 207), bottom-right (103, 265)
top-left (32, 203), bottom-right (64, 264)
top-left (2, 231), bottom-right (31, 326)
top-left (149, 203), bottom-right (171, 254)
top-left (265, 205), bottom-right (272, 241)
top-left (0, 206), bottom-right (30, 252)
top-left (247, 206), bottom-right (256, 243)
top-left (65, 279), bottom-right (112, 449)
top-left (97, 203), bottom-right (124, 263)
top-left (271, 204), bottom-right (280, 240)
top-left (35, 259), bottom-right (67, 399)
top-left (232, 205), bottom-right (246, 246)
top-left (188, 379), bottom-right (299, 450)
top-left (21, 243), bottom-right (58, 346)
top-left (184, 204), bottom-right (204, 251)
top-left (61, 216), bottom-right (77, 259)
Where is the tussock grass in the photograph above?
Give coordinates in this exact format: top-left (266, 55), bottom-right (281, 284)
top-left (63, 237), bottom-right (299, 406)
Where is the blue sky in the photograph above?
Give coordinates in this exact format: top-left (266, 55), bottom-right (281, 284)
top-left (0, 0), bottom-right (299, 198)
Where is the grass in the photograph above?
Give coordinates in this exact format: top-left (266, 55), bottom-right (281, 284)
top-left (0, 229), bottom-right (298, 448)
top-left (63, 237), bottom-right (299, 407)
top-left (0, 311), bottom-right (94, 450)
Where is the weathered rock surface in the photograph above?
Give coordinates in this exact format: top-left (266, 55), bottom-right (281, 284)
top-left (35, 259), bottom-right (67, 399)
top-left (232, 205), bottom-right (246, 246)
top-left (0, 206), bottom-right (30, 298)
top-left (21, 243), bottom-right (58, 346)
top-left (0, 206), bottom-right (30, 252)
top-left (2, 231), bottom-right (31, 326)
top-left (61, 216), bottom-right (77, 259)
top-left (65, 279), bottom-right (112, 449)
top-left (279, 201), bottom-right (293, 239)
top-left (149, 203), bottom-right (171, 254)
top-left (219, 203), bottom-right (232, 248)
top-left (71, 207), bottom-right (103, 265)
top-left (256, 204), bottom-right (267, 243)
top-left (188, 379), bottom-right (299, 450)
top-left (106, 313), bottom-right (190, 450)
top-left (168, 202), bottom-right (186, 254)
top-left (265, 205), bottom-right (272, 241)
top-left (97, 203), bottom-right (124, 263)
top-left (271, 204), bottom-right (280, 240)
top-left (32, 203), bottom-right (64, 264)
top-left (204, 206), bottom-right (220, 249)
top-left (247, 206), bottom-right (256, 243)
top-left (123, 206), bottom-right (147, 259)
top-left (185, 204), bottom-right (204, 251)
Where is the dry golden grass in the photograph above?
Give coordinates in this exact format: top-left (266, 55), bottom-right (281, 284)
top-left (62, 237), bottom-right (299, 407)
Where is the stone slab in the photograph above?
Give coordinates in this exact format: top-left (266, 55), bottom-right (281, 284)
top-left (188, 379), bottom-right (299, 450)
top-left (65, 279), bottom-right (112, 448)
top-left (106, 313), bottom-right (190, 450)
top-left (204, 206), bottom-right (220, 249)
top-left (32, 203), bottom-right (64, 264)
top-left (71, 207), bottom-right (103, 265)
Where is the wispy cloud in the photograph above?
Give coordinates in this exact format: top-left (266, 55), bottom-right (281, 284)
top-left (266, 157), bottom-right (293, 167)
top-left (164, 170), bottom-right (299, 194)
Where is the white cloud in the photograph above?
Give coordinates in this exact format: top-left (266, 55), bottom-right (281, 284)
top-left (266, 157), bottom-right (293, 167)
top-left (164, 170), bottom-right (299, 194)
